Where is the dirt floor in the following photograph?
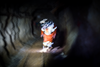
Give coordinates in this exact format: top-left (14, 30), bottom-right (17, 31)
top-left (8, 38), bottom-right (64, 67)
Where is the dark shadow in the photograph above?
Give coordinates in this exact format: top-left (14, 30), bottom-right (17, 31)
top-left (9, 35), bottom-right (16, 50)
top-left (31, 17), bottom-right (37, 35)
top-left (53, 28), bottom-right (67, 48)
top-left (11, 16), bottom-right (17, 41)
top-left (5, 29), bottom-right (16, 50)
top-left (0, 31), bottom-right (10, 58)
top-left (16, 18), bottom-right (24, 45)
top-left (63, 19), bottom-right (100, 67)
top-left (0, 54), bottom-right (6, 67)
top-left (4, 8), bottom-right (10, 30)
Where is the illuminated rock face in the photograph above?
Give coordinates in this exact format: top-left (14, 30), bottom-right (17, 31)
top-left (0, 3), bottom-right (38, 66)
top-left (0, 11), bottom-right (33, 67)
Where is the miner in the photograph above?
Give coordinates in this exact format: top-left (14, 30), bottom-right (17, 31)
top-left (40, 19), bottom-right (57, 52)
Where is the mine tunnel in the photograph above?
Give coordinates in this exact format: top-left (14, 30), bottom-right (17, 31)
top-left (0, 0), bottom-right (100, 67)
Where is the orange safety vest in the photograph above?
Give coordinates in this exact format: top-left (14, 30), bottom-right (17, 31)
top-left (41, 25), bottom-right (57, 42)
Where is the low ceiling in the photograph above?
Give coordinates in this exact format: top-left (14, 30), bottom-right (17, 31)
top-left (0, 0), bottom-right (93, 7)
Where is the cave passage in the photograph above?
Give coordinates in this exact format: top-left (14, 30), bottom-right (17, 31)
top-left (0, 0), bottom-right (100, 67)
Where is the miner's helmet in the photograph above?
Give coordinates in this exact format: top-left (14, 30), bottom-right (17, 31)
top-left (40, 19), bottom-right (53, 28)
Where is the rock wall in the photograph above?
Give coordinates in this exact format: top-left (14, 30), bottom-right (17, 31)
top-left (87, 0), bottom-right (100, 38)
top-left (0, 4), bottom-right (35, 66)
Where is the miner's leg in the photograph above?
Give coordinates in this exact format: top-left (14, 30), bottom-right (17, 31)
top-left (46, 42), bottom-right (53, 51)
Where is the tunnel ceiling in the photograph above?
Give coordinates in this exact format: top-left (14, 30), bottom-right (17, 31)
top-left (0, 0), bottom-right (93, 8)
top-left (0, 0), bottom-right (94, 18)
